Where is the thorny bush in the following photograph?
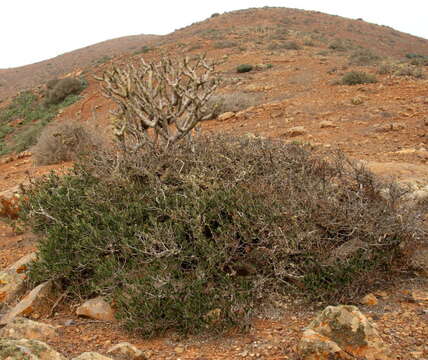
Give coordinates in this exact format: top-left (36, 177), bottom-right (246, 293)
top-left (19, 135), bottom-right (426, 337)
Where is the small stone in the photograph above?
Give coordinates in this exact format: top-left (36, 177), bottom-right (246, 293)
top-left (351, 97), bottom-right (364, 105)
top-left (361, 293), bottom-right (378, 306)
top-left (320, 120), bottom-right (336, 129)
top-left (76, 297), bottom-right (115, 322)
top-left (107, 342), bottom-right (147, 360)
top-left (218, 111), bottom-right (235, 121)
top-left (174, 346), bottom-right (185, 354)
top-left (285, 126), bottom-right (307, 137)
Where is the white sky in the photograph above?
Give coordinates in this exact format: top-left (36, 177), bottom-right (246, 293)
top-left (1, 1), bottom-right (427, 68)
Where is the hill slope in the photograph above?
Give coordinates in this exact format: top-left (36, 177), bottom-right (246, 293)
top-left (0, 34), bottom-right (159, 99)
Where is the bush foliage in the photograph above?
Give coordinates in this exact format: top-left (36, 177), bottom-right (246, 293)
top-left (339, 71), bottom-right (378, 85)
top-left (32, 120), bottom-right (103, 165)
top-left (44, 77), bottom-right (84, 106)
top-left (236, 64), bottom-right (253, 73)
top-left (20, 135), bottom-right (425, 337)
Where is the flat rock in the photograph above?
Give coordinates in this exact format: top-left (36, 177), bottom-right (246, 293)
top-left (107, 342), bottom-right (147, 359)
top-left (285, 126), bottom-right (307, 137)
top-left (0, 280), bottom-right (53, 325)
top-left (0, 317), bottom-right (58, 341)
top-left (0, 338), bottom-right (66, 360)
top-left (218, 111), bottom-right (235, 121)
top-left (72, 353), bottom-right (113, 360)
top-left (76, 297), bottom-right (115, 322)
top-left (299, 305), bottom-right (390, 360)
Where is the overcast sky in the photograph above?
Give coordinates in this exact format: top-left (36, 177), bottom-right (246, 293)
top-left (1, 1), bottom-right (427, 68)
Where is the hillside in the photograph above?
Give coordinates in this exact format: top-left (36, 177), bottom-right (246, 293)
top-left (0, 34), bottom-right (159, 100)
top-left (0, 7), bottom-right (428, 360)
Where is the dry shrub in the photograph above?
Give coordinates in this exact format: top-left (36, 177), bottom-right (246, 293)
top-left (20, 135), bottom-right (425, 337)
top-left (206, 92), bottom-right (263, 117)
top-left (32, 120), bottom-right (102, 165)
top-left (348, 48), bottom-right (380, 66)
top-left (44, 78), bottom-right (84, 105)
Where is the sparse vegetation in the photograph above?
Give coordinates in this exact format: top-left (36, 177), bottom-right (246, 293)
top-left (32, 120), bottom-right (103, 165)
top-left (20, 135), bottom-right (425, 337)
top-left (339, 71), bottom-right (378, 85)
top-left (213, 41), bottom-right (238, 49)
top-left (236, 64), bottom-right (253, 73)
top-left (94, 55), bottom-right (112, 65)
top-left (0, 89), bottom-right (83, 154)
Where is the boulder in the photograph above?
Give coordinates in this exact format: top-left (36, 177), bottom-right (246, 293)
top-left (0, 338), bottom-right (66, 360)
top-left (298, 305), bottom-right (390, 360)
top-left (0, 317), bottom-right (58, 341)
top-left (76, 297), bottom-right (115, 322)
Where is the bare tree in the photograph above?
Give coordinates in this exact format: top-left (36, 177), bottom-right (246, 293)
top-left (97, 55), bottom-right (219, 151)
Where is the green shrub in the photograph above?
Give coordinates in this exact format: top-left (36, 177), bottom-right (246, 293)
top-left (211, 13), bottom-right (220, 18)
top-left (32, 120), bottom-right (103, 165)
top-left (20, 135), bottom-right (425, 337)
top-left (44, 78), bottom-right (84, 106)
top-left (339, 71), bottom-right (378, 85)
top-left (236, 64), bottom-right (253, 73)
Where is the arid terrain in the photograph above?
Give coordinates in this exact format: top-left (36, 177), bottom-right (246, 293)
top-left (0, 7), bottom-right (427, 359)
